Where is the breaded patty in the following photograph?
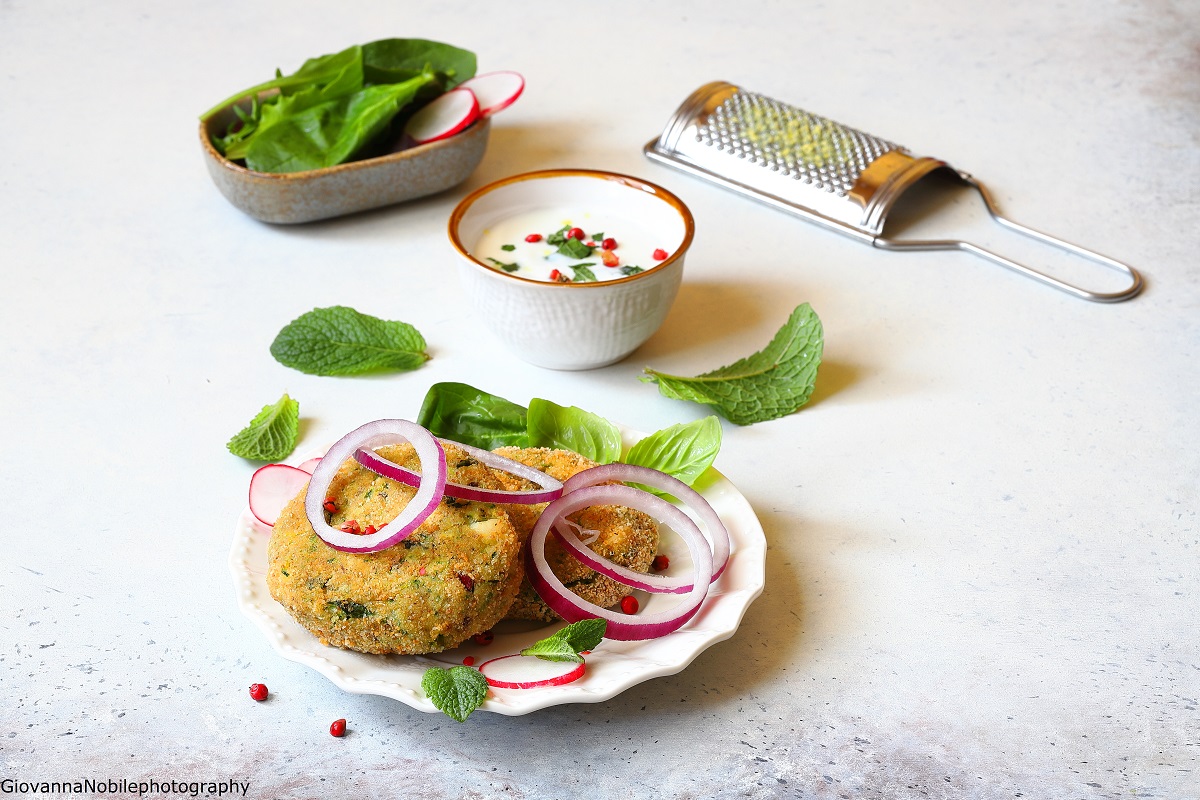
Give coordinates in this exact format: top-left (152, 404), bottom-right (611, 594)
top-left (267, 443), bottom-right (522, 655)
top-left (493, 447), bottom-right (659, 622)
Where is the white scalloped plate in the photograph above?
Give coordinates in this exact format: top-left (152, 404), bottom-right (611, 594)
top-left (228, 430), bottom-right (766, 715)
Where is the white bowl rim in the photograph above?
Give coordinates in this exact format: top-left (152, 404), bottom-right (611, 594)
top-left (447, 168), bottom-right (695, 289)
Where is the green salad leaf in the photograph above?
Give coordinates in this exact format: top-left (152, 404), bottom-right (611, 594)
top-left (421, 665), bottom-right (488, 722)
top-left (245, 73), bottom-right (434, 173)
top-left (526, 398), bottom-right (622, 464)
top-left (624, 416), bottom-right (722, 491)
top-left (270, 306), bottom-right (429, 376)
top-left (227, 393), bottom-right (300, 461)
top-left (362, 38), bottom-right (475, 88)
top-left (417, 382), bottom-right (528, 450)
top-left (201, 38), bottom-right (477, 173)
top-left (519, 619), bottom-right (607, 664)
top-left (642, 303), bottom-right (823, 425)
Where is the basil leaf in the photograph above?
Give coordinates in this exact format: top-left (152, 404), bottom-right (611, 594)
top-left (486, 257), bottom-right (519, 273)
top-left (416, 382), bottom-right (529, 450)
top-left (519, 619), bottom-right (607, 663)
top-left (642, 303), bottom-right (823, 425)
top-left (557, 237), bottom-right (594, 259)
top-left (620, 265), bottom-right (644, 276)
top-left (624, 416), bottom-right (722, 489)
top-left (421, 666), bottom-right (487, 722)
top-left (227, 394), bottom-right (300, 461)
top-left (362, 38), bottom-right (476, 88)
top-left (270, 306), bottom-right (429, 376)
top-left (569, 263), bottom-right (597, 282)
top-left (245, 73), bottom-right (434, 173)
top-left (526, 398), bottom-right (622, 464)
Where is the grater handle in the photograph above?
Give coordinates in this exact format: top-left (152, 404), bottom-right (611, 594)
top-left (874, 176), bottom-right (1144, 303)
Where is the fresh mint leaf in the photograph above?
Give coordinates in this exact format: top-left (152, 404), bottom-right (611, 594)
top-left (569, 263), bottom-right (597, 282)
top-left (641, 303), bottom-right (824, 425)
top-left (546, 226), bottom-right (569, 246)
top-left (270, 306), bottom-right (429, 376)
top-left (624, 416), bottom-right (722, 490)
top-left (416, 382), bottom-right (529, 450)
top-left (620, 265), bottom-right (644, 276)
top-left (227, 393), bottom-right (300, 461)
top-left (556, 237), bottom-right (594, 259)
top-left (526, 398), bottom-right (622, 464)
top-left (501, 244), bottom-right (516, 252)
top-left (421, 665), bottom-right (488, 722)
top-left (520, 619), bottom-right (607, 663)
top-left (487, 257), bottom-right (519, 273)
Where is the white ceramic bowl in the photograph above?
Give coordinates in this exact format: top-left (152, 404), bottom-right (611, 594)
top-left (448, 169), bottom-right (695, 370)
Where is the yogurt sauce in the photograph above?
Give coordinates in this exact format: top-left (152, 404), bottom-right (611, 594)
top-left (472, 209), bottom-right (669, 283)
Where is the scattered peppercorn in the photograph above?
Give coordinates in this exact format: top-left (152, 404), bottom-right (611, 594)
top-left (339, 519), bottom-right (361, 534)
top-left (322, 499), bottom-right (337, 514)
top-left (601, 237), bottom-right (617, 250)
top-left (620, 595), bottom-right (639, 615)
top-left (248, 683), bottom-right (268, 702)
top-left (653, 248), bottom-right (669, 261)
top-left (471, 630), bottom-right (495, 646)
top-left (329, 718), bottom-right (347, 737)
top-left (525, 233), bottom-right (542, 243)
top-left (462, 656), bottom-right (476, 666)
top-left (651, 554), bottom-right (670, 572)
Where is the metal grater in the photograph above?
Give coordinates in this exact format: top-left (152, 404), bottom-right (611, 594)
top-left (645, 82), bottom-right (1142, 303)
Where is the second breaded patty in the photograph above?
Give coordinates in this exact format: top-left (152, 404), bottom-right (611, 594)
top-left (493, 447), bottom-right (659, 621)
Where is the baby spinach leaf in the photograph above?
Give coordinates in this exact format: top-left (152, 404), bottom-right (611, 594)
top-left (221, 56), bottom-right (365, 161)
top-left (421, 665), bottom-right (488, 722)
top-left (270, 306), bottom-right (429, 376)
top-left (416, 383), bottom-right (529, 450)
top-left (526, 399), bottom-right (622, 464)
top-left (624, 416), bottom-right (722, 490)
top-left (245, 73), bottom-right (434, 173)
top-left (227, 394), bottom-right (300, 461)
top-left (642, 303), bottom-right (823, 425)
top-left (362, 38), bottom-right (476, 88)
top-left (519, 619), bottom-right (607, 663)
top-left (201, 44), bottom-right (364, 122)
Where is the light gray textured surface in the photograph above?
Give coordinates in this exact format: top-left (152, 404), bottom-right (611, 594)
top-left (1, 1), bottom-right (1196, 798)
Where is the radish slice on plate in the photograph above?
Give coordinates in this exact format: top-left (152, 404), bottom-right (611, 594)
top-left (248, 463), bottom-right (312, 527)
top-left (459, 71), bottom-right (524, 117)
top-left (404, 88), bottom-right (480, 144)
top-left (477, 654), bottom-right (585, 689)
top-left (297, 457), bottom-right (321, 474)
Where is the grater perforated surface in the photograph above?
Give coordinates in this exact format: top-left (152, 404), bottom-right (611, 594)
top-left (697, 90), bottom-right (900, 196)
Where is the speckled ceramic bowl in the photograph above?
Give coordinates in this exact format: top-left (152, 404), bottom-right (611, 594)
top-left (199, 93), bottom-right (490, 224)
top-left (448, 169), bottom-right (694, 370)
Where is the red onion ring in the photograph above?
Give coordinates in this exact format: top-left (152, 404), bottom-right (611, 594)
top-left (354, 439), bottom-right (563, 505)
top-left (525, 485), bottom-right (714, 641)
top-left (555, 463), bottom-right (731, 589)
top-left (304, 420), bottom-right (447, 553)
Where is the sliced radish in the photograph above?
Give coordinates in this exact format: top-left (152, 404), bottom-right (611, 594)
top-left (297, 457), bottom-right (321, 474)
top-left (248, 464), bottom-right (312, 527)
top-left (477, 654), bottom-right (585, 689)
top-left (404, 88), bottom-right (480, 144)
top-left (459, 71), bottom-right (524, 117)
